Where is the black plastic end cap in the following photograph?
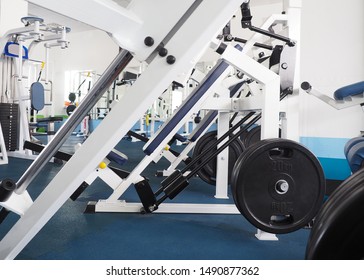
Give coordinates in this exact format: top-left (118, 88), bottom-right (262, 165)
top-left (194, 116), bottom-right (201, 124)
top-left (216, 43), bottom-right (227, 55)
top-left (158, 47), bottom-right (168, 57)
top-left (155, 170), bottom-right (164, 177)
top-left (0, 179), bottom-right (16, 202)
top-left (84, 201), bottom-right (97, 213)
top-left (163, 176), bottom-right (189, 200)
top-left (301, 81), bottom-right (311, 91)
top-left (144, 36), bottom-right (154, 47)
top-left (166, 55), bottom-right (176, 65)
top-left (0, 207), bottom-right (10, 224)
top-left (70, 182), bottom-right (90, 201)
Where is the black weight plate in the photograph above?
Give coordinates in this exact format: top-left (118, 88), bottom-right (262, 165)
top-left (192, 130), bottom-right (245, 186)
top-left (0, 103), bottom-right (18, 107)
top-left (0, 119), bottom-right (18, 122)
top-left (240, 126), bottom-right (281, 148)
top-left (343, 137), bottom-right (364, 157)
top-left (241, 126), bottom-right (261, 148)
top-left (0, 123), bottom-right (17, 128)
top-left (1, 117), bottom-right (19, 121)
top-left (68, 92), bottom-right (77, 103)
top-left (0, 108), bottom-right (18, 113)
top-left (0, 112), bottom-right (17, 117)
top-left (3, 133), bottom-right (18, 137)
top-left (1, 130), bottom-right (17, 134)
top-left (0, 122), bottom-right (18, 127)
top-left (306, 183), bottom-right (364, 259)
top-left (0, 105), bottom-right (18, 109)
top-left (0, 125), bottom-right (18, 130)
top-left (0, 107), bottom-right (18, 110)
top-left (192, 131), bottom-right (216, 185)
top-left (198, 131), bottom-right (221, 185)
top-left (306, 162), bottom-right (364, 249)
top-left (66, 105), bottom-right (76, 116)
top-left (2, 136), bottom-right (16, 141)
top-left (2, 133), bottom-right (18, 138)
top-left (231, 138), bottom-right (326, 234)
top-left (0, 116), bottom-right (18, 121)
top-left (306, 169), bottom-right (364, 259)
top-left (0, 118), bottom-right (17, 122)
top-left (3, 129), bottom-right (18, 134)
top-left (306, 179), bottom-right (354, 249)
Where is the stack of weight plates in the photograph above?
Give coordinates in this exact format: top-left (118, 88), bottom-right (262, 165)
top-left (0, 103), bottom-right (19, 151)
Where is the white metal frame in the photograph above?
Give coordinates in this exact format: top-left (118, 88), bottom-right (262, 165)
top-left (91, 68), bottom-right (245, 213)
top-left (0, 0), bottom-right (244, 260)
top-left (0, 0), bottom-right (304, 259)
top-left (87, 29), bottom-right (286, 213)
top-left (303, 86), bottom-right (364, 110)
top-left (0, 191), bottom-right (33, 216)
top-left (143, 3), bottom-right (301, 200)
top-left (160, 83), bottom-right (252, 178)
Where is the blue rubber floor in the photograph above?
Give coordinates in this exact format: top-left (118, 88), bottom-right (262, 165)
top-left (0, 139), bottom-right (310, 260)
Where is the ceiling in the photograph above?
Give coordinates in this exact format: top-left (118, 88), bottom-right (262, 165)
top-left (27, 0), bottom-right (282, 33)
top-left (27, 0), bottom-right (133, 33)
top-left (28, 3), bottom-right (95, 33)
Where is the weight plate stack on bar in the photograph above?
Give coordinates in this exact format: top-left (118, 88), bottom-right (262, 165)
top-left (192, 130), bottom-right (245, 185)
top-left (240, 125), bottom-right (261, 148)
top-left (305, 168), bottom-right (364, 259)
top-left (231, 138), bottom-right (326, 234)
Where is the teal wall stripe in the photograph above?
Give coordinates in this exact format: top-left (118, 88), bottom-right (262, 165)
top-left (300, 136), bottom-right (350, 159)
top-left (300, 137), bottom-right (352, 180)
top-left (85, 127), bottom-right (354, 180)
top-left (317, 157), bottom-right (351, 180)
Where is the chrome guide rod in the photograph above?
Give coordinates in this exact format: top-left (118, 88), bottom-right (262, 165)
top-left (14, 49), bottom-right (133, 195)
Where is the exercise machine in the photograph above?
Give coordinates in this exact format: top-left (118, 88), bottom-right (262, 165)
top-left (0, 0), bottom-right (321, 260)
top-left (301, 81), bottom-right (364, 177)
top-left (0, 0), bottom-right (248, 260)
top-left (0, 16), bottom-right (70, 157)
top-left (301, 80), bottom-right (364, 259)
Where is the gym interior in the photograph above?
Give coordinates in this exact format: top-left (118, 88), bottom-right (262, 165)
top-left (0, 0), bottom-right (364, 262)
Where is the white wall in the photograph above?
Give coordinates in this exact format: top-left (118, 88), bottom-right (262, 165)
top-left (29, 29), bottom-right (131, 116)
top-left (50, 30), bottom-right (120, 115)
top-left (0, 0), bottom-right (28, 36)
top-left (300, 0), bottom-right (364, 138)
top-left (27, 0), bottom-right (364, 139)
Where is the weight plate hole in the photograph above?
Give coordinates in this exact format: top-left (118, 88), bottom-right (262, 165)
top-left (269, 148), bottom-right (293, 159)
top-left (270, 215), bottom-right (293, 225)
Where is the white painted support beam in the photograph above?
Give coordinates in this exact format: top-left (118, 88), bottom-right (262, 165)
top-left (0, 0), bottom-right (243, 259)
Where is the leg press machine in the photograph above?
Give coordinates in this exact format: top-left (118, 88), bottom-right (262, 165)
top-left (0, 0), bottom-right (301, 259)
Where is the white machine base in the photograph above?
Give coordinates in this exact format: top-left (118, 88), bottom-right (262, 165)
top-left (89, 200), bottom-right (241, 214)
top-left (255, 229), bottom-right (279, 241)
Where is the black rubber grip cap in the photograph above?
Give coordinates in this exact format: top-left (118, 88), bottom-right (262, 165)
top-left (301, 81), bottom-right (311, 91)
top-left (0, 178), bottom-right (16, 202)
